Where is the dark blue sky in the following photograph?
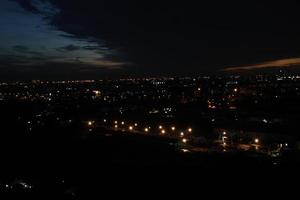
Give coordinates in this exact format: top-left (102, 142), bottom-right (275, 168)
top-left (0, 0), bottom-right (126, 79)
top-left (2, 0), bottom-right (300, 80)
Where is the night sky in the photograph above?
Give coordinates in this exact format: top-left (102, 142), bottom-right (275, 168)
top-left (2, 0), bottom-right (300, 80)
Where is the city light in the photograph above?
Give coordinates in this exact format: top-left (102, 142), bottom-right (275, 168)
top-left (182, 138), bottom-right (187, 143)
top-left (129, 126), bottom-right (133, 131)
top-left (121, 121), bottom-right (125, 125)
top-left (88, 121), bottom-right (93, 126)
top-left (144, 128), bottom-right (149, 132)
top-left (234, 88), bottom-right (238, 92)
top-left (114, 125), bottom-right (118, 128)
top-left (134, 123), bottom-right (138, 127)
top-left (180, 132), bottom-right (184, 137)
top-left (114, 121), bottom-right (118, 124)
top-left (159, 125), bottom-right (163, 129)
top-left (161, 129), bottom-right (166, 134)
top-left (171, 126), bottom-right (176, 131)
top-left (254, 138), bottom-right (259, 144)
top-left (223, 131), bottom-right (227, 135)
top-left (188, 128), bottom-right (192, 133)
top-left (181, 149), bottom-right (190, 153)
top-left (103, 119), bottom-right (107, 123)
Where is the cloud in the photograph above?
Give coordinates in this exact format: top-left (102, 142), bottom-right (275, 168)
top-left (12, 0), bottom-right (40, 14)
top-left (223, 57), bottom-right (300, 72)
top-left (57, 44), bottom-right (81, 52)
top-left (57, 44), bottom-right (108, 52)
top-left (12, 45), bottom-right (43, 56)
top-left (12, 45), bottom-right (29, 52)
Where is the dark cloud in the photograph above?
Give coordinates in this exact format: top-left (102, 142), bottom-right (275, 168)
top-left (12, 45), bottom-right (29, 52)
top-left (57, 44), bottom-right (81, 52)
top-left (11, 0), bottom-right (41, 14)
top-left (0, 58), bottom-right (125, 80)
top-left (12, 45), bottom-right (43, 56)
top-left (82, 45), bottom-right (107, 51)
top-left (56, 44), bottom-right (108, 52)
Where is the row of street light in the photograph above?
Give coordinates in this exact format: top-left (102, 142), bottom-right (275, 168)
top-left (89, 119), bottom-right (193, 144)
